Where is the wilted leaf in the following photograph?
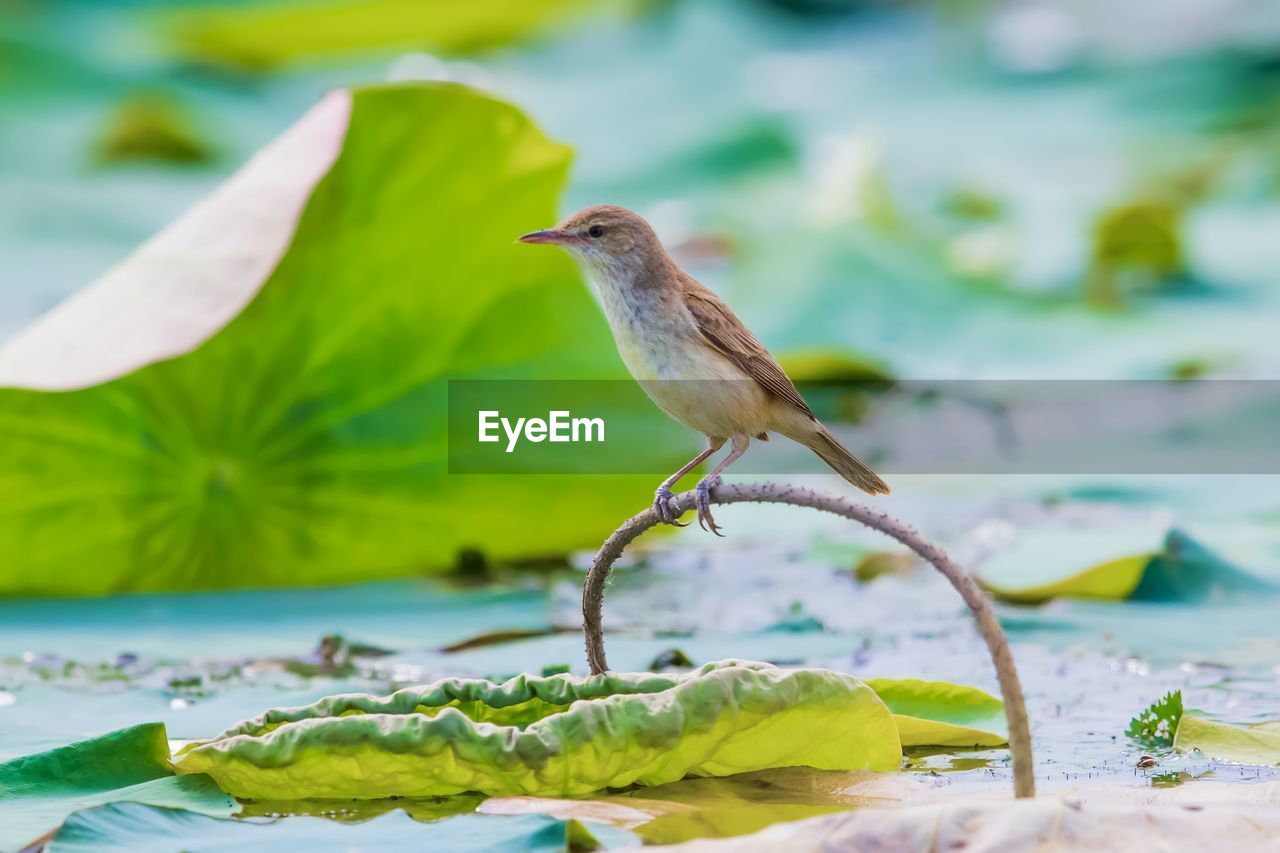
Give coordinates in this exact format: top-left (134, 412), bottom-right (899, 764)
top-left (175, 661), bottom-right (903, 799)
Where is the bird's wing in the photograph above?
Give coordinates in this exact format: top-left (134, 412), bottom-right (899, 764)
top-left (682, 281), bottom-right (815, 419)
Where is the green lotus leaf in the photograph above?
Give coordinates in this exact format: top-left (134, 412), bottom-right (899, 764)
top-left (0, 82), bottom-right (668, 596)
top-left (0, 723), bottom-right (236, 851)
top-left (48, 803), bottom-right (636, 852)
top-left (174, 661), bottom-right (903, 799)
top-left (979, 529), bottom-right (1276, 605)
top-left (1173, 715), bottom-right (1280, 766)
top-left (866, 678), bottom-right (1008, 748)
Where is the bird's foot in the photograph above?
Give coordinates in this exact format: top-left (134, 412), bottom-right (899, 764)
top-left (653, 485), bottom-right (688, 527)
top-left (694, 476), bottom-right (724, 536)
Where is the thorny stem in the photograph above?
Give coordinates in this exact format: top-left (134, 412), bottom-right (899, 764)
top-left (581, 481), bottom-right (1035, 799)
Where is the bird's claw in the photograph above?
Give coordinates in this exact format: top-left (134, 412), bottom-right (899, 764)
top-left (695, 477), bottom-right (724, 536)
top-left (653, 485), bottom-right (688, 527)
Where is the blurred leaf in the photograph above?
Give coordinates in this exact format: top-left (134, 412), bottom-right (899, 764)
top-left (663, 118), bottom-right (798, 183)
top-left (94, 93), bottom-right (213, 165)
top-left (0, 83), bottom-right (655, 595)
top-left (780, 349), bottom-right (894, 424)
top-left (48, 803), bottom-right (636, 852)
top-left (1173, 714), bottom-right (1280, 766)
top-left (983, 552), bottom-right (1154, 604)
top-left (751, 0), bottom-right (875, 18)
top-left (168, 0), bottom-right (592, 72)
top-left (852, 551), bottom-right (915, 583)
top-left (0, 723), bottom-right (235, 851)
top-left (979, 529), bottom-right (1277, 605)
top-left (941, 187), bottom-right (1005, 222)
top-left (866, 678), bottom-right (1008, 748)
top-left (1129, 531), bottom-right (1277, 602)
top-left (1086, 198), bottom-right (1185, 307)
top-left (647, 648), bottom-right (694, 670)
top-left (1127, 690), bottom-right (1181, 749)
top-left (778, 349), bottom-right (894, 384)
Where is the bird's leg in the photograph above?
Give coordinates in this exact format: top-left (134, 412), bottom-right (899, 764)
top-left (695, 434), bottom-right (750, 536)
top-left (654, 437), bottom-right (725, 526)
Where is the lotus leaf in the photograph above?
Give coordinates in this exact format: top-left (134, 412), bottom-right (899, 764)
top-left (0, 723), bottom-right (235, 851)
top-left (0, 82), bottom-right (666, 596)
top-left (980, 529), bottom-right (1276, 605)
top-left (866, 679), bottom-right (1008, 748)
top-left (48, 804), bottom-right (636, 852)
top-left (1173, 715), bottom-right (1280, 766)
top-left (174, 661), bottom-right (903, 799)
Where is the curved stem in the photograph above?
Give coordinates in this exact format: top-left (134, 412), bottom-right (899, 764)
top-left (581, 481), bottom-right (1035, 799)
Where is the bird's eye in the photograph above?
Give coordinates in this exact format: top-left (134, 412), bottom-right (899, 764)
top-left (588, 224), bottom-right (606, 238)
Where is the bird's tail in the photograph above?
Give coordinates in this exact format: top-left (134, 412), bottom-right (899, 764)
top-left (804, 427), bottom-right (891, 496)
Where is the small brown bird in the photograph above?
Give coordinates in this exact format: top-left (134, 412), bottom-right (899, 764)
top-left (520, 204), bottom-right (889, 533)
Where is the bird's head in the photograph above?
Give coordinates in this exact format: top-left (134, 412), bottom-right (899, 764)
top-left (518, 205), bottom-right (664, 278)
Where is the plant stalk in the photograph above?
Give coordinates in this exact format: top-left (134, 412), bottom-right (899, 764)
top-left (581, 481), bottom-right (1035, 799)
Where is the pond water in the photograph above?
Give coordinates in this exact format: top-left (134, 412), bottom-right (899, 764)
top-left (3, 472), bottom-right (1277, 842)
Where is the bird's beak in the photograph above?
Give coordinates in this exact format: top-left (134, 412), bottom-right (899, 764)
top-left (517, 228), bottom-right (569, 245)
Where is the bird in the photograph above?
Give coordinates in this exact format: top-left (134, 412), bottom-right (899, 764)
top-left (519, 204), bottom-right (889, 534)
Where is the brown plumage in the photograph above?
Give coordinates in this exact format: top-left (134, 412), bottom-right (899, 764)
top-left (520, 204), bottom-right (889, 533)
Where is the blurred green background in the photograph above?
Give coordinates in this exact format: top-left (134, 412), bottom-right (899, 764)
top-left (6, 0), bottom-right (1280, 372)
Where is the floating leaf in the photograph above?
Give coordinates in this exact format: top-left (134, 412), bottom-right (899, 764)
top-left (0, 723), bottom-right (235, 851)
top-left (48, 803), bottom-right (636, 852)
top-left (866, 679), bottom-right (1008, 748)
top-left (1173, 714), bottom-right (1280, 766)
top-left (979, 529), bottom-right (1276, 605)
top-left (1126, 690), bottom-right (1182, 749)
top-left (984, 553), bottom-right (1153, 604)
top-left (175, 661), bottom-right (902, 799)
top-left (0, 82), bottom-right (660, 595)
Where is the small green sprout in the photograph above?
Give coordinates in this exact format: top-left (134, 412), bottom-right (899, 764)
top-left (1127, 690), bottom-right (1183, 748)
